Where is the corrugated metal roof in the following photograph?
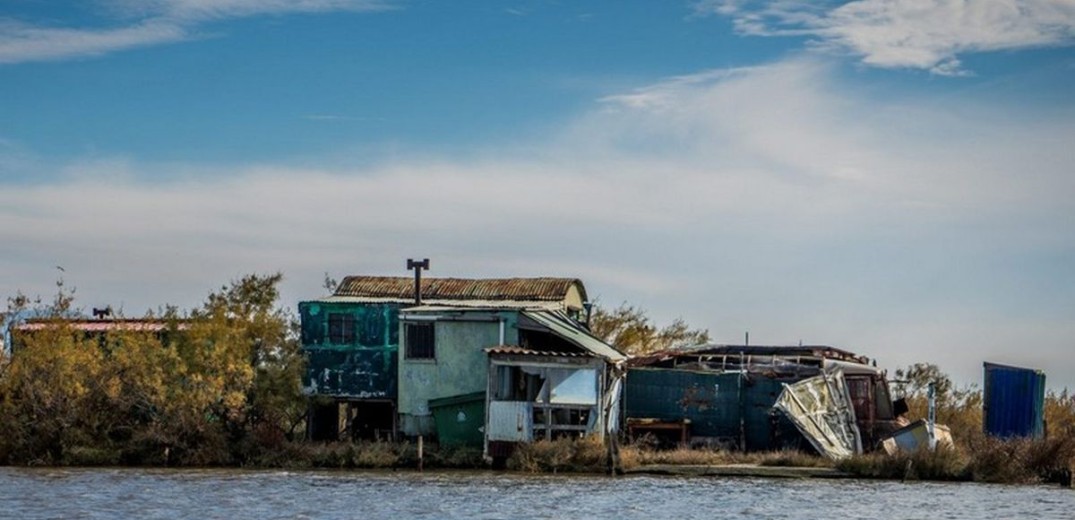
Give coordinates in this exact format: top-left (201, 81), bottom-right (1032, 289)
top-left (333, 276), bottom-right (585, 303)
top-left (393, 301), bottom-right (563, 312)
top-left (521, 310), bottom-right (627, 362)
top-left (630, 344), bottom-right (871, 370)
top-left (485, 346), bottom-right (593, 358)
top-left (15, 319), bottom-right (183, 333)
top-left (684, 344), bottom-right (868, 364)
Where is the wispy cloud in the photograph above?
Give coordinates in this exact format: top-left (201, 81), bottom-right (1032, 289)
top-left (108, 0), bottom-right (391, 21)
top-left (0, 1), bottom-right (391, 64)
top-left (302, 114), bottom-right (385, 122)
top-left (0, 19), bottom-right (187, 64)
top-left (2, 57), bottom-right (1073, 385)
top-left (698, 0), bottom-right (1075, 75)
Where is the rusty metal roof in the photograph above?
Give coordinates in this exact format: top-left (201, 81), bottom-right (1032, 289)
top-left (485, 346), bottom-right (592, 358)
top-left (14, 318), bottom-right (184, 333)
top-left (630, 344), bottom-right (871, 368)
top-left (334, 276), bottom-right (585, 303)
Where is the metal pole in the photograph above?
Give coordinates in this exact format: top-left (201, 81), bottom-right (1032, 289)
top-left (927, 382), bottom-right (937, 450)
top-left (406, 258), bottom-right (430, 305)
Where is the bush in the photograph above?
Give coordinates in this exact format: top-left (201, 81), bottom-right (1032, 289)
top-left (838, 446), bottom-right (969, 481)
top-left (508, 436), bottom-right (607, 473)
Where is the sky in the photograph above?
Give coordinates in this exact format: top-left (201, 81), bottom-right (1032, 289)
top-left (2, 1), bottom-right (1074, 389)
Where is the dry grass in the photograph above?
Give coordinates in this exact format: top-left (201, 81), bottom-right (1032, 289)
top-left (508, 436), bottom-right (608, 473)
top-left (838, 446), bottom-right (969, 481)
top-left (618, 443), bottom-right (830, 470)
top-left (837, 436), bottom-right (1075, 484)
top-left (350, 441), bottom-right (400, 468)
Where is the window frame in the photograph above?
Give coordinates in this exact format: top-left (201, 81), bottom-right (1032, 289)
top-left (327, 312), bottom-right (356, 345)
top-left (404, 322), bottom-right (436, 360)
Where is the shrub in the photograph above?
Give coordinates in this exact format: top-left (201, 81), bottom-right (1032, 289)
top-left (508, 436), bottom-right (607, 473)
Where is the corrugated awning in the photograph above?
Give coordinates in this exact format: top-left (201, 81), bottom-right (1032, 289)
top-left (521, 310), bottom-right (627, 362)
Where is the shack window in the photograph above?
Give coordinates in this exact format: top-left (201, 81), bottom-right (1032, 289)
top-left (327, 313), bottom-right (355, 344)
top-left (405, 322), bottom-right (435, 359)
top-left (541, 369), bottom-right (597, 405)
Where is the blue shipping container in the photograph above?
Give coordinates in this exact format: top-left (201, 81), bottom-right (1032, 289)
top-left (983, 362), bottom-right (1046, 438)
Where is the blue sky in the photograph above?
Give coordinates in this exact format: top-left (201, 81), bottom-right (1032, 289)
top-left (2, 1), bottom-right (1074, 389)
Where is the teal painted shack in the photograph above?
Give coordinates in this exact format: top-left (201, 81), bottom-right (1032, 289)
top-left (396, 303), bottom-right (624, 446)
top-left (300, 300), bottom-right (400, 399)
top-left (300, 275), bottom-right (589, 441)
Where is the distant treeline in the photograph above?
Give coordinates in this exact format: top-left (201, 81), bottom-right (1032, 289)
top-left (0, 274), bottom-right (307, 466)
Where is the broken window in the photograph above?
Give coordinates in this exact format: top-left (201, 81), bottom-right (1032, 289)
top-left (327, 313), bottom-right (355, 345)
top-left (405, 322), bottom-right (435, 359)
top-left (537, 368), bottom-right (598, 405)
top-left (491, 365), bottom-right (600, 440)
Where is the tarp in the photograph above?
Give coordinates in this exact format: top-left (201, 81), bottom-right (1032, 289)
top-left (773, 370), bottom-right (862, 460)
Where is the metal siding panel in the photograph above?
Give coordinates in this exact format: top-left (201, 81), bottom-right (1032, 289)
top-left (626, 368), bottom-right (809, 451)
top-left (488, 401), bottom-right (533, 442)
top-left (301, 302), bottom-right (400, 399)
top-left (984, 363), bottom-right (1046, 438)
top-left (743, 377), bottom-right (789, 451)
top-left (625, 368), bottom-right (741, 440)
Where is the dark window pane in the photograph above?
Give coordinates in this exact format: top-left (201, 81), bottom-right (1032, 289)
top-left (328, 313), bottom-right (355, 345)
top-left (405, 322), bottom-right (435, 359)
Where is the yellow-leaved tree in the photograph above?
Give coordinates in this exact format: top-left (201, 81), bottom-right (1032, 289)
top-left (0, 273), bottom-right (305, 466)
top-left (588, 302), bottom-right (709, 356)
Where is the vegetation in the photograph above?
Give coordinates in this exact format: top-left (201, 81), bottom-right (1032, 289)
top-left (589, 302), bottom-right (709, 355)
top-left (834, 363), bottom-right (1075, 485)
top-left (3, 280), bottom-right (1073, 488)
top-left (0, 274), bottom-right (306, 466)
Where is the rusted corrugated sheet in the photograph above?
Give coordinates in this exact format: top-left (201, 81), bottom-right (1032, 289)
top-left (632, 344), bottom-right (870, 368)
top-left (485, 346), bottom-right (591, 358)
top-left (15, 319), bottom-right (183, 333)
top-left (334, 276), bottom-right (583, 302)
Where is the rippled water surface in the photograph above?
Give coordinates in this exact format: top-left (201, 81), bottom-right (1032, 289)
top-left (2, 467), bottom-right (1074, 519)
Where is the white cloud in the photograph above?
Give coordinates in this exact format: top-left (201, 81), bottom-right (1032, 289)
top-left (108, 0), bottom-right (390, 21)
top-left (700, 0), bottom-right (1075, 75)
top-left (0, 1), bottom-right (390, 64)
top-left (0, 19), bottom-right (187, 64)
top-left (2, 57), bottom-right (1073, 387)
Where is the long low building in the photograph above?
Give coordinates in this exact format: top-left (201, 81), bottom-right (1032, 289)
top-left (624, 344), bottom-right (901, 453)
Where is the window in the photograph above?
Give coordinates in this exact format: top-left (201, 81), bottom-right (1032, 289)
top-left (327, 313), bottom-right (355, 344)
top-left (405, 322), bottom-right (435, 359)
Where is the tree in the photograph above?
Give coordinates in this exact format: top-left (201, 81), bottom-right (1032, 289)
top-left (589, 302), bottom-right (709, 356)
top-left (0, 273), bottom-right (306, 466)
top-left (894, 363), bottom-right (954, 400)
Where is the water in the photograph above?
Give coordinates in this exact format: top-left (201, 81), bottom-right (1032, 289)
top-left (1, 467), bottom-right (1073, 519)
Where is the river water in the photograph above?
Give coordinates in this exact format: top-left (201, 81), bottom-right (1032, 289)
top-left (2, 467), bottom-right (1073, 519)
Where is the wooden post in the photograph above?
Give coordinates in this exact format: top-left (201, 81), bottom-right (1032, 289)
top-left (418, 435), bottom-right (424, 472)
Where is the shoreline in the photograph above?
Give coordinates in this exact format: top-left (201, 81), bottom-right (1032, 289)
top-left (624, 464), bottom-right (851, 479)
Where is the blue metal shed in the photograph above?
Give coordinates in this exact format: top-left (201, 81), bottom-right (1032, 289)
top-left (983, 362), bottom-right (1046, 439)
